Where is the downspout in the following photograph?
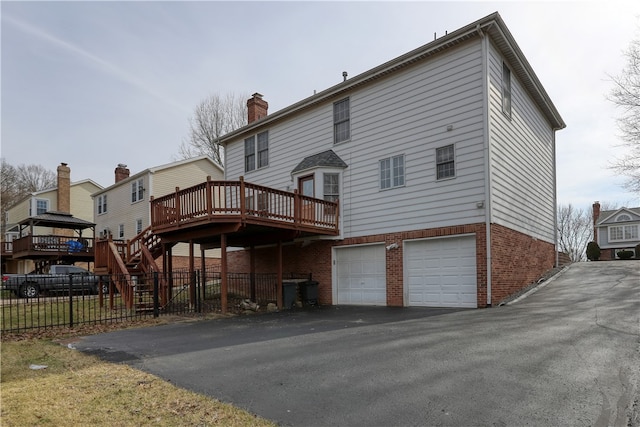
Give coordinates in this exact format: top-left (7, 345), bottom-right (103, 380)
top-left (479, 24), bottom-right (493, 307)
top-left (552, 131), bottom-right (559, 267)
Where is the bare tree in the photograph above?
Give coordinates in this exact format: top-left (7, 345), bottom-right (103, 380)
top-left (557, 204), bottom-right (593, 262)
top-left (609, 38), bottom-right (640, 193)
top-left (178, 93), bottom-right (248, 166)
top-left (1, 160), bottom-right (56, 211)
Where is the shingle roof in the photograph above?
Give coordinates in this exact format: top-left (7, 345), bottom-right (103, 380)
top-left (597, 207), bottom-right (640, 225)
top-left (291, 150), bottom-right (348, 174)
top-left (18, 211), bottom-right (95, 229)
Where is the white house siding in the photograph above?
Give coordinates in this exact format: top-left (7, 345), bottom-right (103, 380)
top-left (95, 173), bottom-right (151, 240)
top-left (487, 42), bottom-right (556, 243)
top-left (225, 40), bottom-right (487, 238)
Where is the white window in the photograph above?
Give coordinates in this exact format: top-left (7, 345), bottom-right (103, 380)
top-left (118, 224), bottom-right (124, 239)
top-left (333, 98), bottom-right (350, 143)
top-left (131, 178), bottom-right (144, 203)
top-left (616, 214), bottom-right (632, 222)
top-left (436, 145), bottom-right (455, 180)
top-left (35, 199), bottom-right (49, 215)
top-left (502, 62), bottom-right (512, 117)
top-left (380, 155), bottom-right (405, 190)
top-left (136, 219), bottom-right (143, 234)
top-left (245, 131), bottom-right (269, 172)
top-left (609, 225), bottom-right (639, 241)
top-left (323, 173), bottom-right (340, 202)
top-left (97, 195), bottom-right (107, 215)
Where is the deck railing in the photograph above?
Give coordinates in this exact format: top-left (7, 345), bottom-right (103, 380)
top-left (10, 235), bottom-right (94, 254)
top-left (150, 177), bottom-right (339, 234)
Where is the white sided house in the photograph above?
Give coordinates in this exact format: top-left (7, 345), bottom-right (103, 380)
top-left (592, 201), bottom-right (640, 260)
top-left (221, 12), bottom-right (565, 308)
top-left (93, 156), bottom-right (224, 270)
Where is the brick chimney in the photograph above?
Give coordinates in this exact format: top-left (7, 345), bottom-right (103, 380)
top-left (56, 163), bottom-right (72, 237)
top-left (115, 163), bottom-right (130, 183)
top-left (57, 162), bottom-right (71, 213)
top-left (592, 201), bottom-right (601, 241)
top-left (247, 93), bottom-right (268, 123)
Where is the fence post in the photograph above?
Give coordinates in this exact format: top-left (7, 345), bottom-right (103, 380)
top-left (68, 274), bottom-right (74, 328)
top-left (153, 272), bottom-right (159, 318)
top-left (196, 270), bottom-right (202, 314)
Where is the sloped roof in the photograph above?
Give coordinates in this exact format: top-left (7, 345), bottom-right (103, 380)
top-left (291, 150), bottom-right (348, 174)
top-left (597, 207), bottom-right (640, 225)
top-left (18, 211), bottom-right (95, 230)
top-left (221, 11), bottom-right (565, 145)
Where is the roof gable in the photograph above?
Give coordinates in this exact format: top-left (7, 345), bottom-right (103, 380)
top-left (597, 207), bottom-right (640, 225)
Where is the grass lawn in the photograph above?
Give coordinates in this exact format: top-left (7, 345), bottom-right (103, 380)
top-left (1, 332), bottom-right (275, 426)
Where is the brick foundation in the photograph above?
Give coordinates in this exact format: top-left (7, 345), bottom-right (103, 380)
top-left (225, 223), bottom-right (555, 308)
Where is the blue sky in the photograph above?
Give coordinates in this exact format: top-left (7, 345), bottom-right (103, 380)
top-left (2, 1), bottom-right (639, 209)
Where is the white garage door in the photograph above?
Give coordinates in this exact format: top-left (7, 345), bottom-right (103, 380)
top-left (335, 244), bottom-right (386, 305)
top-left (405, 236), bottom-right (477, 308)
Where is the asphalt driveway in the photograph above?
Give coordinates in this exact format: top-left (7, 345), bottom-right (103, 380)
top-left (74, 261), bottom-right (640, 426)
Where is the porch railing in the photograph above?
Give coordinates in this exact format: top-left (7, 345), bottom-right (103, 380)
top-left (10, 235), bottom-right (94, 254)
top-left (150, 177), bottom-right (339, 234)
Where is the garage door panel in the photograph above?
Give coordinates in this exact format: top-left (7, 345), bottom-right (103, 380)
top-left (405, 236), bottom-right (477, 308)
top-left (336, 245), bottom-right (386, 305)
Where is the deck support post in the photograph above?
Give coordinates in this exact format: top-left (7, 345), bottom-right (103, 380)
top-left (276, 240), bottom-right (283, 310)
top-left (189, 240), bottom-right (195, 307)
top-left (250, 245), bottom-right (256, 301)
top-left (221, 234), bottom-right (228, 314)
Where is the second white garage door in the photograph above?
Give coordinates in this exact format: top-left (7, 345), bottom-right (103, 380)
top-left (405, 236), bottom-right (477, 308)
top-left (334, 244), bottom-right (386, 305)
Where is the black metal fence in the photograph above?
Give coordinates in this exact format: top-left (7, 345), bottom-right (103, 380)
top-left (1, 271), bottom-right (312, 333)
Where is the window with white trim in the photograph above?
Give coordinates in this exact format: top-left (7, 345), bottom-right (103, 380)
top-left (244, 131), bottom-right (269, 172)
top-left (35, 199), bottom-right (49, 215)
top-left (131, 178), bottom-right (144, 203)
top-left (97, 194), bottom-right (107, 215)
top-left (616, 214), bottom-right (632, 222)
top-left (118, 224), bottom-right (124, 239)
top-left (136, 219), bottom-right (143, 234)
top-left (609, 224), bottom-right (639, 241)
top-left (323, 173), bottom-right (339, 202)
top-left (333, 98), bottom-right (350, 143)
top-left (380, 155), bottom-right (405, 189)
top-left (436, 145), bottom-right (455, 180)
top-left (502, 62), bottom-right (512, 117)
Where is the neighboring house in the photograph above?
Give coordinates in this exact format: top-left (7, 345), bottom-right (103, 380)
top-left (592, 201), bottom-right (640, 260)
top-left (92, 156), bottom-right (224, 270)
top-left (2, 163), bottom-right (102, 273)
top-left (217, 12), bottom-right (566, 308)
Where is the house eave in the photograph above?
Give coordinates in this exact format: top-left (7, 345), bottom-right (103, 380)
top-left (221, 12), bottom-right (565, 144)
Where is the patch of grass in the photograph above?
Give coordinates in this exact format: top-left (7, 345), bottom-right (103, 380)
top-left (1, 339), bottom-right (275, 426)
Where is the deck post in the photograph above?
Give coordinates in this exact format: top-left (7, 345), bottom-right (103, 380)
top-left (189, 240), bottom-right (195, 308)
top-left (293, 189), bottom-right (300, 228)
top-left (175, 186), bottom-right (181, 224)
top-left (206, 176), bottom-right (213, 219)
top-left (221, 234), bottom-right (228, 314)
top-left (250, 245), bottom-right (256, 302)
top-left (276, 240), bottom-right (283, 310)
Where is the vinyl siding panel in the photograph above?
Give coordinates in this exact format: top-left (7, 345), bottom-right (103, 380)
top-left (487, 42), bottom-right (556, 243)
top-left (70, 182), bottom-right (101, 223)
top-left (225, 40), bottom-right (487, 237)
top-left (151, 159), bottom-right (223, 199)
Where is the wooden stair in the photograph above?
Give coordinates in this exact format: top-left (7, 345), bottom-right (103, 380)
top-left (94, 226), bottom-right (170, 312)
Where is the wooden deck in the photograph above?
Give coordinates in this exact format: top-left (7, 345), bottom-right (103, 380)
top-left (4, 235), bottom-right (95, 261)
top-left (150, 177), bottom-right (340, 246)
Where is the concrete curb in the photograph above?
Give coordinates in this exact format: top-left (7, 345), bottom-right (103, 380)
top-left (505, 265), bottom-right (572, 305)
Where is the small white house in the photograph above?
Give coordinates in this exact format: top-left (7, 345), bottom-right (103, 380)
top-left (593, 201), bottom-right (640, 259)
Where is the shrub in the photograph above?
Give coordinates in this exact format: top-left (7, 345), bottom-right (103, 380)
top-left (616, 250), bottom-right (634, 260)
top-left (586, 241), bottom-right (601, 261)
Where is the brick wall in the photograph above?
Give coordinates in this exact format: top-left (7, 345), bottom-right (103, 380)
top-left (489, 223), bottom-right (556, 304)
top-left (157, 255), bottom-right (221, 272)
top-left (224, 223), bottom-right (554, 308)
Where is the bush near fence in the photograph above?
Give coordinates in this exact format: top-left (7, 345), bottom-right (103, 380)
top-left (1, 271), bottom-right (311, 333)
